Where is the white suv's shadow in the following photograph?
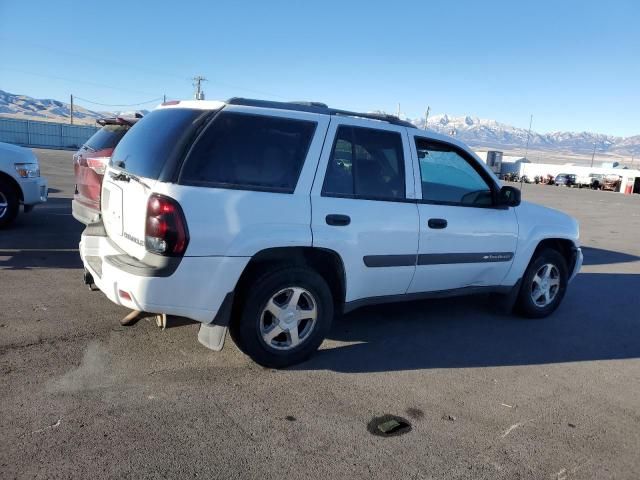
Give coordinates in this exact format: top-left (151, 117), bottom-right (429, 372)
top-left (295, 269), bottom-right (640, 373)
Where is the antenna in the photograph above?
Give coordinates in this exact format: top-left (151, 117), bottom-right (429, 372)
top-left (192, 76), bottom-right (207, 100)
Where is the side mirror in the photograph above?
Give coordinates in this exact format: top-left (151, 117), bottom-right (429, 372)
top-left (498, 185), bottom-right (521, 207)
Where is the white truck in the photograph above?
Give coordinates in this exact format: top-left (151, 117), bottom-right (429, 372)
top-left (0, 141), bottom-right (48, 228)
top-left (575, 173), bottom-right (603, 189)
top-left (80, 98), bottom-right (583, 367)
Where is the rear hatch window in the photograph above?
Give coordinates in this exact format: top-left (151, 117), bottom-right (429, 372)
top-left (102, 107), bottom-right (214, 259)
top-left (110, 108), bottom-right (210, 180)
top-left (84, 125), bottom-right (128, 152)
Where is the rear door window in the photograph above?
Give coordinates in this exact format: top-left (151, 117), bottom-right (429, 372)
top-left (180, 112), bottom-right (316, 193)
top-left (110, 108), bottom-right (208, 180)
top-left (322, 126), bottom-right (405, 200)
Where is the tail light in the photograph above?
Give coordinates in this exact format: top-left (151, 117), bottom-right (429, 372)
top-left (145, 194), bottom-right (189, 256)
top-left (77, 154), bottom-right (108, 175)
top-left (86, 157), bottom-right (109, 175)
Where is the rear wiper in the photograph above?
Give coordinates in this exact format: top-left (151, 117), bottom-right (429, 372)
top-left (109, 170), bottom-right (150, 189)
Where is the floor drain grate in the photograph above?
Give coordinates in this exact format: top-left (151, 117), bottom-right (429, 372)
top-left (367, 415), bottom-right (412, 437)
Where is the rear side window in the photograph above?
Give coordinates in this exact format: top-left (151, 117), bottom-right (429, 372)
top-left (84, 125), bottom-right (127, 151)
top-left (111, 108), bottom-right (207, 179)
top-left (180, 112), bottom-right (316, 193)
top-left (323, 126), bottom-right (405, 200)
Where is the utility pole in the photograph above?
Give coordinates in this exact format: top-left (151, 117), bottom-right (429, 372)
top-left (524, 114), bottom-right (533, 161)
top-left (163, 94), bottom-right (166, 104)
top-left (590, 142), bottom-right (597, 168)
top-left (424, 106), bottom-right (430, 129)
top-left (70, 94), bottom-right (74, 125)
top-left (192, 76), bottom-right (207, 100)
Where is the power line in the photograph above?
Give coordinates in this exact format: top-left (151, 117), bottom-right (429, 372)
top-left (73, 96), bottom-right (164, 107)
top-left (2, 35), bottom-right (289, 100)
top-left (3, 67), bottom-right (162, 97)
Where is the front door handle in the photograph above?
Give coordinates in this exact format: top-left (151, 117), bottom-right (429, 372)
top-left (428, 218), bottom-right (447, 229)
top-left (326, 214), bottom-right (351, 226)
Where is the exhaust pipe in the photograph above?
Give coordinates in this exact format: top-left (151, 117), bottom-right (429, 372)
top-left (120, 310), bottom-right (148, 326)
top-left (83, 269), bottom-right (98, 291)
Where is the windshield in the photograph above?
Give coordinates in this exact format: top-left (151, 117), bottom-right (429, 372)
top-left (110, 108), bottom-right (209, 179)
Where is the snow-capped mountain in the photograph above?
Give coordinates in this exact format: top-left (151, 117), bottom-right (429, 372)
top-left (411, 114), bottom-right (638, 156)
top-left (0, 90), bottom-right (150, 125)
top-left (0, 89), bottom-right (637, 155)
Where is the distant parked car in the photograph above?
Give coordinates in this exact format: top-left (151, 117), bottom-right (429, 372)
top-left (588, 173), bottom-right (604, 189)
top-left (0, 142), bottom-right (48, 228)
top-left (602, 174), bottom-right (622, 191)
top-left (554, 173), bottom-right (576, 187)
top-left (72, 115), bottom-right (142, 224)
top-left (576, 173), bottom-right (604, 189)
top-left (575, 174), bottom-right (591, 188)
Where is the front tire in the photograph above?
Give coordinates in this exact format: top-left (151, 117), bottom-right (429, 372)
top-left (231, 266), bottom-right (333, 368)
top-left (0, 178), bottom-right (19, 229)
top-left (516, 249), bottom-right (568, 318)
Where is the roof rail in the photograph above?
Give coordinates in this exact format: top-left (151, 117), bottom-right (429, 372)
top-left (329, 108), bottom-right (415, 128)
top-left (227, 97), bottom-right (328, 114)
top-left (226, 97), bottom-right (416, 129)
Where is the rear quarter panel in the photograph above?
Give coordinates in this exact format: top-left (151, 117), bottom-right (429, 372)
top-left (161, 185), bottom-right (314, 256)
top-left (74, 147), bottom-right (112, 204)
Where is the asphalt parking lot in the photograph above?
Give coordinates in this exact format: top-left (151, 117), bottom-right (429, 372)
top-left (1, 149), bottom-right (639, 479)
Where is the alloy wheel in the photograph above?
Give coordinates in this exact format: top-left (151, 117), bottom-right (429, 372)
top-left (531, 263), bottom-right (561, 307)
top-left (260, 287), bottom-right (318, 350)
top-left (0, 191), bottom-right (8, 219)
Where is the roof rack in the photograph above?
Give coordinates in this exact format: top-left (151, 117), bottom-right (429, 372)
top-left (226, 97), bottom-right (416, 129)
top-left (96, 113), bottom-right (143, 127)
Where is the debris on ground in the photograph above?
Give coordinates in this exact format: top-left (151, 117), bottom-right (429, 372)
top-left (367, 415), bottom-right (412, 437)
top-left (31, 418), bottom-right (61, 434)
top-left (501, 419), bottom-right (534, 438)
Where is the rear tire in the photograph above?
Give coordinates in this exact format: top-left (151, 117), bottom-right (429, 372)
top-left (0, 178), bottom-right (19, 229)
top-left (516, 249), bottom-right (568, 318)
top-left (231, 266), bottom-right (333, 368)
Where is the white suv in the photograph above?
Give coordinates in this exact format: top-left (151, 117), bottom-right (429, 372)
top-left (80, 98), bottom-right (583, 367)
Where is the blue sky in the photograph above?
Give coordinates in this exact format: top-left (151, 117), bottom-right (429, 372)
top-left (1, 0), bottom-right (638, 136)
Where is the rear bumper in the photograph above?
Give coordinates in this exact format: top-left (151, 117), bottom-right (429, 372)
top-left (80, 226), bottom-right (249, 324)
top-left (20, 177), bottom-right (48, 206)
top-left (72, 198), bottom-right (101, 225)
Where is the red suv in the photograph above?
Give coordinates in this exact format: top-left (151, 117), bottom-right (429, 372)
top-left (72, 115), bottom-right (141, 224)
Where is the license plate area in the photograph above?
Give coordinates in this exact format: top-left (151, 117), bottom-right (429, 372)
top-left (102, 182), bottom-right (123, 237)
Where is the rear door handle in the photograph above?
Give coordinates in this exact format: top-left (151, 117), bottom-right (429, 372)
top-left (428, 218), bottom-right (447, 229)
top-left (326, 214), bottom-right (351, 226)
